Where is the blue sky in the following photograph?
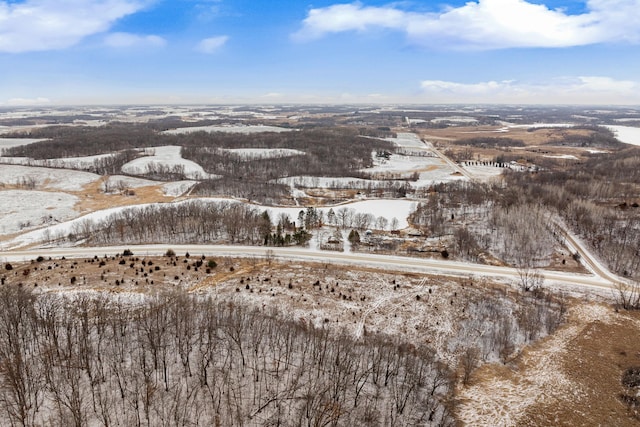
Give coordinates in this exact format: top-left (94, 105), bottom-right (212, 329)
top-left (1, 0), bottom-right (640, 105)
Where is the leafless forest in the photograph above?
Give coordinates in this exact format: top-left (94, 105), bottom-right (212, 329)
top-left (0, 285), bottom-right (456, 427)
top-left (410, 145), bottom-right (640, 280)
top-left (66, 202), bottom-right (274, 246)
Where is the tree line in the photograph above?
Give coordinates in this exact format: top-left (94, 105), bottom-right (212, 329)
top-left (64, 201), bottom-right (274, 246)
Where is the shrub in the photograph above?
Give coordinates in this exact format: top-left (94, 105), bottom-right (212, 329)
top-left (4, 263), bottom-right (12, 271)
top-left (623, 367), bottom-right (640, 388)
top-left (122, 249), bottom-right (133, 256)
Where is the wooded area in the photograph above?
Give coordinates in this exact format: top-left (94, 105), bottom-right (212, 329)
top-left (0, 285), bottom-right (456, 426)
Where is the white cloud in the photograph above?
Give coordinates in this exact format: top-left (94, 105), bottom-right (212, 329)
top-left (420, 76), bottom-right (640, 104)
top-left (260, 92), bottom-right (285, 99)
top-left (293, 3), bottom-right (407, 41)
top-left (5, 97), bottom-right (52, 106)
top-left (294, 0), bottom-right (640, 49)
top-left (196, 35), bottom-right (228, 53)
top-left (104, 32), bottom-right (166, 48)
top-left (0, 0), bottom-right (151, 53)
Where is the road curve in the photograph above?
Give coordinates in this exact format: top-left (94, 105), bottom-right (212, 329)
top-left (0, 244), bottom-right (615, 292)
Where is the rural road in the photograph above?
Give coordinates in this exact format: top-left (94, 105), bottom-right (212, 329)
top-left (0, 244), bottom-right (617, 292)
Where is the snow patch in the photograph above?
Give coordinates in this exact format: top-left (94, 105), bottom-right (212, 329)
top-left (543, 154), bottom-right (579, 160)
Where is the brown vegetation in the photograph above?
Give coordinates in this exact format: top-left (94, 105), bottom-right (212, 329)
top-left (458, 304), bottom-right (640, 426)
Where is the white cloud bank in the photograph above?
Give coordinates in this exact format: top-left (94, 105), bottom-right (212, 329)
top-left (104, 32), bottom-right (166, 48)
top-left (2, 97), bottom-right (51, 106)
top-left (294, 0), bottom-right (640, 49)
top-left (196, 35), bottom-right (229, 53)
top-left (0, 0), bottom-right (151, 53)
top-left (420, 76), bottom-right (640, 104)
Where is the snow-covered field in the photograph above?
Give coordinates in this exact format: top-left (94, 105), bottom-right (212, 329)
top-left (262, 199), bottom-right (416, 229)
top-left (0, 190), bottom-right (79, 236)
top-left (163, 124), bottom-right (294, 134)
top-left (5, 202), bottom-right (162, 248)
top-left (103, 175), bottom-right (159, 191)
top-left (612, 118), bottom-right (640, 122)
top-left (367, 153), bottom-right (441, 174)
top-left (605, 125), bottom-right (640, 146)
top-left (0, 164), bottom-right (100, 191)
top-left (462, 165), bottom-right (507, 180)
top-left (370, 134), bottom-right (464, 186)
top-left (121, 146), bottom-right (218, 179)
top-left (277, 176), bottom-right (390, 189)
top-left (508, 123), bottom-right (575, 129)
top-left (432, 116), bottom-right (479, 124)
top-left (280, 163), bottom-right (462, 191)
top-left (0, 137), bottom-right (47, 149)
top-left (161, 180), bottom-right (197, 196)
top-left (413, 168), bottom-right (466, 187)
top-left (471, 123), bottom-right (577, 134)
top-left (386, 132), bottom-right (427, 149)
top-left (220, 148), bottom-right (305, 159)
top-left (543, 154), bottom-right (579, 160)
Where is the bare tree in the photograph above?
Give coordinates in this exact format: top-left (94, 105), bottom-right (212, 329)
top-left (517, 266), bottom-right (544, 293)
top-left (614, 280), bottom-right (640, 310)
